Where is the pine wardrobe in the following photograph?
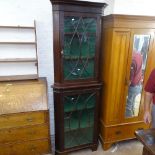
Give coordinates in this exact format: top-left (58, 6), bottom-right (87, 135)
top-left (100, 14), bottom-right (155, 150)
top-left (50, 0), bottom-right (106, 154)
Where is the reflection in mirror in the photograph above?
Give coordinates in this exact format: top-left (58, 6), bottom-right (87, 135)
top-left (125, 35), bottom-right (150, 118)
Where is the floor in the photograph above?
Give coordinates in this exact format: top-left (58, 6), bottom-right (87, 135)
top-left (51, 139), bottom-right (143, 155)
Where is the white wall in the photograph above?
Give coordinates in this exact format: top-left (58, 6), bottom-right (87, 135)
top-left (114, 0), bottom-right (155, 16)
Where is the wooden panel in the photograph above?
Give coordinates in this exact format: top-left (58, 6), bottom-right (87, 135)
top-left (100, 28), bottom-right (113, 123)
top-left (0, 139), bottom-right (51, 155)
top-left (101, 28), bottom-right (130, 124)
top-left (0, 111), bottom-right (48, 129)
top-left (0, 124), bottom-right (49, 144)
top-left (0, 78), bottom-right (48, 114)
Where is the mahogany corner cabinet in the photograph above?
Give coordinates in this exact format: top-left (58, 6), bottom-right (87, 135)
top-left (50, 0), bottom-right (107, 154)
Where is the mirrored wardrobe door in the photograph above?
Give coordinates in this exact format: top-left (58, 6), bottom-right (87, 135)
top-left (125, 31), bottom-right (154, 118)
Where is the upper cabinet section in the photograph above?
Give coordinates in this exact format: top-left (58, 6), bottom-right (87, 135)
top-left (50, 0), bottom-right (107, 85)
top-left (63, 15), bottom-right (97, 81)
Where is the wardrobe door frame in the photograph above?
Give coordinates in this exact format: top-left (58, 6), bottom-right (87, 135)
top-left (122, 29), bottom-right (155, 123)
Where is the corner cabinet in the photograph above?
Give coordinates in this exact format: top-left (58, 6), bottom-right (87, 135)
top-left (50, 0), bottom-right (107, 154)
top-left (100, 15), bottom-right (155, 150)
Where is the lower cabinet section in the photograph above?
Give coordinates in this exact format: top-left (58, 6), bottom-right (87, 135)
top-left (0, 139), bottom-right (51, 155)
top-left (64, 108), bottom-right (94, 148)
top-left (54, 84), bottom-right (101, 155)
top-left (100, 121), bottom-right (149, 150)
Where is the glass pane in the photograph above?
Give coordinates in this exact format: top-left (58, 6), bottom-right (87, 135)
top-left (125, 34), bottom-right (150, 118)
top-left (64, 92), bottom-right (96, 148)
top-left (64, 93), bottom-right (96, 112)
top-left (63, 16), bottom-right (97, 80)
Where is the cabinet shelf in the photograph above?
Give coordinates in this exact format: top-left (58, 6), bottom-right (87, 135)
top-left (64, 92), bottom-right (96, 113)
top-left (0, 42), bottom-right (36, 44)
top-left (64, 105), bottom-right (95, 113)
top-left (63, 56), bottom-right (94, 60)
top-left (0, 25), bottom-right (35, 29)
top-left (0, 58), bottom-right (37, 62)
top-left (64, 32), bottom-right (96, 36)
top-left (0, 74), bottom-right (38, 81)
top-left (64, 101), bottom-right (95, 113)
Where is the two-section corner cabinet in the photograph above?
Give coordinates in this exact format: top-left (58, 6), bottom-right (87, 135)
top-left (50, 0), bottom-right (107, 154)
top-left (100, 14), bottom-right (155, 150)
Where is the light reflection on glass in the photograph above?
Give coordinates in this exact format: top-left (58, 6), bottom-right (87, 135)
top-left (125, 35), bottom-right (150, 118)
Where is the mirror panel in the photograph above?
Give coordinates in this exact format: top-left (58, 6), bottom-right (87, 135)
top-left (125, 34), bottom-right (150, 118)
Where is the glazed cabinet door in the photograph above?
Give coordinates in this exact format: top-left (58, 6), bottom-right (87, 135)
top-left (123, 29), bottom-right (155, 121)
top-left (54, 86), bottom-right (101, 153)
top-left (55, 12), bottom-right (101, 83)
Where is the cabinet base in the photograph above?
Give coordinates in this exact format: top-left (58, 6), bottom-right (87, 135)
top-left (55, 152), bottom-right (67, 155)
top-left (91, 145), bottom-right (98, 151)
top-left (101, 142), bottom-right (113, 150)
top-left (55, 144), bottom-right (98, 155)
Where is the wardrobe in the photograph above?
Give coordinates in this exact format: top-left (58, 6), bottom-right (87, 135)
top-left (100, 14), bottom-right (155, 150)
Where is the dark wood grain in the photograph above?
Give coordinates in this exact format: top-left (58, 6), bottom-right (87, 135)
top-left (50, 0), bottom-right (107, 154)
